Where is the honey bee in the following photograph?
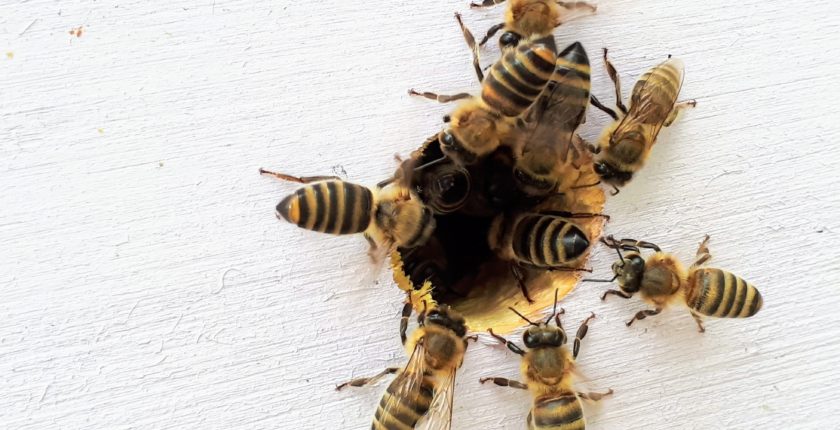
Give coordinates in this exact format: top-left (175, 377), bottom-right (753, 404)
top-left (480, 292), bottom-right (612, 429)
top-left (411, 31), bottom-right (558, 165)
top-left (588, 235), bottom-right (763, 332)
top-left (337, 302), bottom-right (473, 429)
top-left (488, 211), bottom-right (599, 302)
top-left (470, 0), bottom-right (596, 51)
top-left (259, 168), bottom-right (435, 256)
top-left (589, 49), bottom-right (696, 192)
top-left (513, 41), bottom-right (593, 197)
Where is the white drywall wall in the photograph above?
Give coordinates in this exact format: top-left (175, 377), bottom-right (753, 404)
top-left (2, 0), bottom-right (839, 428)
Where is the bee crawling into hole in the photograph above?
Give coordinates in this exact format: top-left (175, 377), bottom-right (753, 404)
top-left (585, 234), bottom-right (763, 332)
top-left (259, 166), bottom-right (436, 263)
top-left (480, 290), bottom-right (613, 429)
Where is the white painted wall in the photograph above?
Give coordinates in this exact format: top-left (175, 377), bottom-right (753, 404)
top-left (2, 0), bottom-right (839, 428)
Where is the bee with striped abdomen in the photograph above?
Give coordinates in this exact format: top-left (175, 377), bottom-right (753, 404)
top-left (589, 235), bottom-right (763, 332)
top-left (337, 302), bottom-right (473, 430)
top-left (411, 30), bottom-right (557, 165)
top-left (470, 0), bottom-right (596, 51)
top-left (589, 49), bottom-right (696, 192)
top-left (488, 211), bottom-right (600, 302)
top-left (480, 292), bottom-right (612, 429)
top-left (259, 168), bottom-right (435, 257)
top-left (513, 41), bottom-right (593, 197)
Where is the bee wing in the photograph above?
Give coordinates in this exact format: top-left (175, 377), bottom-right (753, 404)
top-left (616, 59), bottom-right (685, 144)
top-left (521, 43), bottom-right (591, 166)
top-left (522, 84), bottom-right (584, 164)
top-left (415, 367), bottom-right (457, 430)
top-left (377, 340), bottom-right (430, 427)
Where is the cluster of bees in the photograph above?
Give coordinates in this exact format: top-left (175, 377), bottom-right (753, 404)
top-left (261, 1), bottom-right (764, 428)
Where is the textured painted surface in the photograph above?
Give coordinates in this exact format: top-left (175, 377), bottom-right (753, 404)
top-left (1, 0), bottom-right (839, 429)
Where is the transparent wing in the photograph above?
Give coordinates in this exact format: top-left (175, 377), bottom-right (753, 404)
top-left (523, 82), bottom-right (587, 165)
top-left (615, 58), bottom-right (685, 144)
top-left (415, 367), bottom-right (457, 430)
top-left (377, 340), bottom-right (429, 428)
top-left (521, 43), bottom-right (591, 166)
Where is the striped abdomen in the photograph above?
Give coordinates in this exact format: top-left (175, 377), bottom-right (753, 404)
top-left (628, 58), bottom-right (684, 125)
top-left (372, 372), bottom-right (434, 430)
top-left (547, 41), bottom-right (591, 131)
top-left (686, 268), bottom-right (763, 318)
top-left (512, 214), bottom-right (590, 268)
top-left (528, 392), bottom-right (585, 430)
top-left (482, 34), bottom-right (557, 117)
top-left (276, 180), bottom-right (373, 235)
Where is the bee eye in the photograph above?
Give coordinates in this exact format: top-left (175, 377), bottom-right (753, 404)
top-left (441, 131), bottom-right (456, 148)
top-left (593, 162), bottom-right (610, 177)
top-left (499, 32), bottom-right (521, 48)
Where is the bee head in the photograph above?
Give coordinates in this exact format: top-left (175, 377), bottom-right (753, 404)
top-left (423, 304), bottom-right (467, 338)
top-left (613, 253), bottom-right (645, 293)
top-left (523, 323), bottom-right (566, 349)
top-left (439, 129), bottom-right (478, 165)
top-left (593, 161), bottom-right (633, 186)
top-left (512, 289), bottom-right (566, 348)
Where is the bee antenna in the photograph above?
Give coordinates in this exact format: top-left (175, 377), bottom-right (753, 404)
top-left (582, 273), bottom-right (619, 283)
top-left (418, 300), bottom-right (428, 326)
top-left (413, 155), bottom-right (448, 172)
top-left (614, 244), bottom-right (625, 264)
top-left (555, 308), bottom-right (565, 328)
top-left (509, 307), bottom-right (539, 327)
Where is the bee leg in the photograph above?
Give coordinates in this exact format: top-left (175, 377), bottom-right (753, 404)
top-left (365, 235), bottom-right (381, 263)
top-left (399, 301), bottom-right (413, 345)
top-left (616, 238), bottom-right (661, 253)
top-left (690, 311), bottom-right (706, 333)
top-left (547, 266), bottom-right (593, 273)
top-left (487, 328), bottom-right (526, 356)
top-left (510, 264), bottom-right (535, 303)
top-left (601, 289), bottom-right (632, 301)
top-left (258, 169), bottom-right (340, 183)
top-left (477, 22), bottom-right (505, 48)
top-left (454, 12), bottom-right (484, 83)
top-left (335, 367), bottom-right (400, 391)
top-left (479, 377), bottom-right (528, 390)
top-left (590, 94), bottom-right (619, 120)
top-left (573, 312), bottom-right (596, 359)
top-left (626, 307), bottom-right (662, 327)
top-left (408, 89), bottom-right (472, 104)
top-left (691, 234), bottom-right (712, 268)
top-left (571, 180), bottom-right (602, 190)
top-left (469, 0), bottom-right (506, 9)
top-left (577, 388), bottom-right (614, 401)
top-left (537, 210), bottom-right (610, 221)
top-left (602, 48), bottom-right (628, 115)
top-left (554, 1), bottom-right (597, 25)
top-left (664, 99), bottom-right (697, 127)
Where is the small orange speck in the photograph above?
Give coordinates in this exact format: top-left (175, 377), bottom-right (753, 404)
top-left (69, 26), bottom-right (84, 37)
